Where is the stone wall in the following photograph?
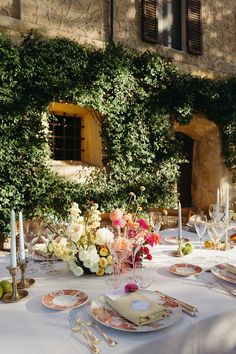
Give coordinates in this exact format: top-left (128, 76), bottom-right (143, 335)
top-left (0, 0), bottom-right (235, 77)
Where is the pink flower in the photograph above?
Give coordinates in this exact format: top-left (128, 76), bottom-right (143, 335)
top-left (110, 208), bottom-right (124, 221)
top-left (124, 282), bottom-right (139, 293)
top-left (128, 229), bottom-right (137, 238)
top-left (112, 218), bottom-right (126, 228)
top-left (138, 219), bottom-right (149, 230)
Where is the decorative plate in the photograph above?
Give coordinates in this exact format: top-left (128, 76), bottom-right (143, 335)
top-left (89, 290), bottom-right (182, 332)
top-left (211, 263), bottom-right (236, 284)
top-left (165, 236), bottom-right (190, 245)
top-left (169, 263), bottom-right (203, 276)
top-left (42, 289), bottom-right (88, 310)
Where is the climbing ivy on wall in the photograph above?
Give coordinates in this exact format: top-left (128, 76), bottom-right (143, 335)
top-left (0, 31), bottom-right (235, 241)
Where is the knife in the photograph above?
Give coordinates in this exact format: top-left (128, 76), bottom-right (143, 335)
top-left (156, 291), bottom-right (198, 317)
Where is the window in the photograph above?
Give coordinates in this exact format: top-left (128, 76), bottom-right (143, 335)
top-left (141, 0), bottom-right (202, 54)
top-left (50, 114), bottom-right (82, 161)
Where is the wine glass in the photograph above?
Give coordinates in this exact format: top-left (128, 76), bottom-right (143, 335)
top-left (207, 220), bottom-right (227, 264)
top-left (194, 214), bottom-right (207, 254)
top-left (149, 211), bottom-right (163, 233)
top-left (24, 219), bottom-right (44, 274)
top-left (208, 204), bottom-right (225, 222)
top-left (107, 230), bottom-right (131, 287)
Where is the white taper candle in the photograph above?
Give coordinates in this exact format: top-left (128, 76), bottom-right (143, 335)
top-left (10, 210), bottom-right (17, 268)
top-left (18, 211), bottom-right (25, 263)
top-left (178, 202), bottom-right (182, 239)
top-left (225, 184), bottom-right (229, 220)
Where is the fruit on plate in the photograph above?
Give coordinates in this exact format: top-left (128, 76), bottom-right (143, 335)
top-left (204, 240), bottom-right (214, 249)
top-left (0, 279), bottom-right (13, 294)
top-left (181, 242), bottom-right (194, 255)
top-left (230, 233), bottom-right (236, 243)
top-left (0, 285), bottom-right (3, 298)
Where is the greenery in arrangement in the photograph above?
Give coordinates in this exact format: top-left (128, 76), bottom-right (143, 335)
top-left (0, 31), bottom-right (235, 244)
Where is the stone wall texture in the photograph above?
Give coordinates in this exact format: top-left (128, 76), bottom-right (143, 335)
top-left (0, 0), bottom-right (235, 77)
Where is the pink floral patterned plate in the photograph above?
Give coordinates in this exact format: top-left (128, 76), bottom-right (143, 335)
top-left (42, 289), bottom-right (88, 310)
top-left (169, 263), bottom-right (203, 276)
top-left (211, 263), bottom-right (236, 284)
top-left (89, 290), bottom-right (182, 332)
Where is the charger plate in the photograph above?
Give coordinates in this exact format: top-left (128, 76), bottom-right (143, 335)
top-left (211, 263), bottom-right (236, 284)
top-left (42, 289), bottom-right (88, 310)
top-left (169, 263), bottom-right (203, 276)
top-left (89, 290), bottom-right (182, 332)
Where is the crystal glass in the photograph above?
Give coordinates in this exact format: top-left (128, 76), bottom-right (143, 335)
top-left (149, 211), bottom-right (163, 233)
top-left (24, 219), bottom-right (44, 274)
top-left (207, 220), bottom-right (227, 264)
top-left (194, 214), bottom-right (207, 252)
top-left (107, 229), bottom-right (131, 287)
top-left (208, 204), bottom-right (225, 222)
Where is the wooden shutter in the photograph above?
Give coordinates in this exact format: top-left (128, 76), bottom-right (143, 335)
top-left (141, 0), bottom-right (158, 43)
top-left (186, 0), bottom-right (202, 55)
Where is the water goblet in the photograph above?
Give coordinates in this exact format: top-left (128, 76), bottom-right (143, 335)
top-left (24, 219), bottom-right (44, 274)
top-left (207, 220), bottom-right (226, 264)
top-left (194, 214), bottom-right (207, 260)
top-left (149, 211), bottom-right (163, 233)
top-left (208, 204), bottom-right (225, 222)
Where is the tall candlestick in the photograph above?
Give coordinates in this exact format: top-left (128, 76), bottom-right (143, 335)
top-left (18, 211), bottom-right (25, 263)
top-left (10, 210), bottom-right (17, 268)
top-left (216, 188), bottom-right (220, 204)
top-left (225, 184), bottom-right (229, 220)
top-left (178, 202), bottom-right (182, 239)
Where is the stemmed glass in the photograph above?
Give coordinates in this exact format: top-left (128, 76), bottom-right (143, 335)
top-left (107, 229), bottom-right (131, 287)
top-left (194, 214), bottom-right (207, 257)
top-left (149, 211), bottom-right (162, 233)
top-left (24, 219), bottom-right (44, 274)
top-left (207, 220), bottom-right (226, 264)
top-left (126, 233), bottom-right (145, 284)
top-left (208, 204), bottom-right (225, 222)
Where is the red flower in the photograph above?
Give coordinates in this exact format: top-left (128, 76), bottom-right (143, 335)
top-left (124, 283), bottom-right (139, 293)
top-left (138, 219), bottom-right (149, 230)
top-left (143, 246), bottom-right (150, 255)
top-left (146, 253), bottom-right (152, 260)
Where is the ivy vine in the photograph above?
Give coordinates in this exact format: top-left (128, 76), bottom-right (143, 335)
top-left (0, 31), bottom-right (235, 243)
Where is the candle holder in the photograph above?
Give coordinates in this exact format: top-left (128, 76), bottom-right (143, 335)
top-left (172, 238), bottom-right (184, 257)
top-left (2, 266), bottom-right (28, 303)
top-left (17, 261), bottom-right (35, 289)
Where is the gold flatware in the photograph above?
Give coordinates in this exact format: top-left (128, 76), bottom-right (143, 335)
top-left (77, 311), bottom-right (118, 346)
top-left (68, 309), bottom-right (100, 353)
top-left (156, 291), bottom-right (198, 317)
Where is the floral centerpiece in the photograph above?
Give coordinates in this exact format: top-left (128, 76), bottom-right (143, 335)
top-left (49, 187), bottom-right (161, 277)
top-left (49, 202), bottom-right (114, 276)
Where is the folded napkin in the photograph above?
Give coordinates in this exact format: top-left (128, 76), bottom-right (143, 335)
top-left (225, 263), bottom-right (236, 275)
top-left (105, 290), bottom-right (165, 326)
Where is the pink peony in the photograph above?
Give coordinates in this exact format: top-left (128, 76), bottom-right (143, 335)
top-left (110, 208), bottom-right (124, 221)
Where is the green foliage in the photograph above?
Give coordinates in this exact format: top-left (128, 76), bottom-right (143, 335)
top-left (0, 32), bottom-right (235, 244)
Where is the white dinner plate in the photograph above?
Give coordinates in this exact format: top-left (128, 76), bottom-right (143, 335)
top-left (89, 290), bottom-right (182, 332)
top-left (211, 263), bottom-right (236, 284)
top-left (169, 263), bottom-right (203, 276)
top-left (165, 236), bottom-right (190, 245)
top-left (42, 289), bottom-right (88, 310)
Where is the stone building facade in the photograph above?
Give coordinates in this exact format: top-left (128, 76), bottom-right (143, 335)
top-left (0, 0), bottom-right (235, 207)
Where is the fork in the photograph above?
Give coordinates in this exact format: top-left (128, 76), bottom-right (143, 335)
top-left (200, 273), bottom-right (236, 298)
top-left (70, 309), bottom-right (100, 344)
top-left (68, 309), bottom-right (100, 353)
top-left (78, 311), bottom-right (118, 346)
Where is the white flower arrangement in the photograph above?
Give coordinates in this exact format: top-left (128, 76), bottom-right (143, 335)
top-left (49, 202), bottom-right (114, 277)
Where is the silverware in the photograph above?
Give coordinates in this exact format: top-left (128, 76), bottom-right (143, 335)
top-left (70, 309), bottom-right (100, 344)
top-left (207, 281), bottom-right (236, 298)
top-left (78, 311), bottom-right (118, 346)
top-left (156, 291), bottom-right (198, 317)
top-left (68, 309), bottom-right (100, 353)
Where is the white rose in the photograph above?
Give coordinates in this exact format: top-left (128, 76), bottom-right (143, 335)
top-left (68, 222), bottom-right (84, 242)
top-left (79, 248), bottom-right (88, 261)
top-left (68, 260), bottom-right (84, 277)
top-left (90, 263), bottom-right (99, 273)
top-left (83, 259), bottom-right (93, 268)
top-left (95, 228), bottom-right (114, 245)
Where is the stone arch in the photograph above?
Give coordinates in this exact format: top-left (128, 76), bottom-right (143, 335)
top-left (174, 115), bottom-right (223, 208)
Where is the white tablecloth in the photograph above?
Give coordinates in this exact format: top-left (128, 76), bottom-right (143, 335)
top-left (0, 228), bottom-right (236, 354)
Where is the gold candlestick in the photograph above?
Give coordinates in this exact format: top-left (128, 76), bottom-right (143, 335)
top-left (2, 266), bottom-right (28, 303)
top-left (172, 238), bottom-right (184, 257)
top-left (17, 261), bottom-right (35, 289)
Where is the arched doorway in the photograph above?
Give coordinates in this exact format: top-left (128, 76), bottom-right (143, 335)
top-left (175, 132), bottom-right (193, 207)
